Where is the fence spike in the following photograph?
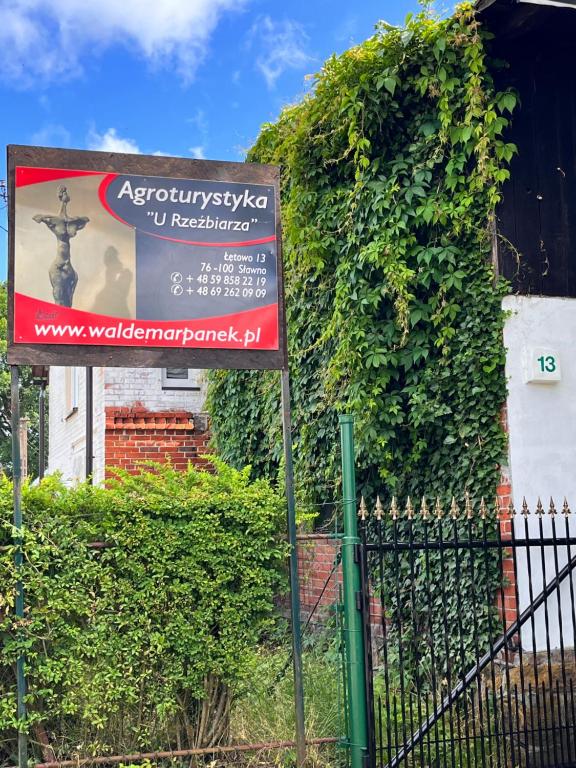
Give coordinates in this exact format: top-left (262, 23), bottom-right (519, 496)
top-left (450, 496), bottom-right (459, 519)
top-left (494, 495), bottom-right (501, 518)
top-left (549, 497), bottom-right (557, 517)
top-left (536, 497), bottom-right (544, 517)
top-left (479, 497), bottom-right (488, 520)
top-left (465, 491), bottom-right (473, 519)
top-left (434, 497), bottom-right (443, 519)
top-left (521, 497), bottom-right (530, 517)
top-left (563, 498), bottom-right (571, 517)
top-left (420, 496), bottom-right (429, 519)
top-left (390, 496), bottom-right (399, 521)
top-left (406, 496), bottom-right (414, 520)
top-left (508, 499), bottom-right (516, 518)
top-left (359, 496), bottom-right (367, 521)
top-left (375, 495), bottom-right (383, 521)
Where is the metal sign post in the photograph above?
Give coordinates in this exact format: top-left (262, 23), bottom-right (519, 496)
top-left (281, 369), bottom-right (306, 766)
top-left (38, 382), bottom-right (46, 479)
top-left (85, 367), bottom-right (93, 482)
top-left (32, 365), bottom-right (49, 479)
top-left (11, 365), bottom-right (27, 768)
top-left (18, 416), bottom-right (29, 479)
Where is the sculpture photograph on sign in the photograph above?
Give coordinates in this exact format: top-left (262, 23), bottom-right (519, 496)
top-left (15, 172), bottom-right (136, 319)
top-left (33, 185), bottom-right (89, 307)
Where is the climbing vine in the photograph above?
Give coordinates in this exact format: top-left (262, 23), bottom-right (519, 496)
top-left (208, 5), bottom-right (516, 511)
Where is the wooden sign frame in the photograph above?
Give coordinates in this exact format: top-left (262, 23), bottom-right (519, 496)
top-left (7, 144), bottom-right (287, 370)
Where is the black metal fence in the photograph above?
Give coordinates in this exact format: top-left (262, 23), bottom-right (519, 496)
top-left (358, 495), bottom-right (576, 768)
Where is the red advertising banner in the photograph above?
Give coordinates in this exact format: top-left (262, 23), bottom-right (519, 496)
top-left (7, 146), bottom-right (286, 369)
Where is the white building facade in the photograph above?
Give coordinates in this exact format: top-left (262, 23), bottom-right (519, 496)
top-left (48, 366), bottom-right (207, 484)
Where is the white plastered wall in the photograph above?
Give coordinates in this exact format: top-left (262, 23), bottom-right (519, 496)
top-left (104, 367), bottom-right (206, 411)
top-left (503, 295), bottom-right (576, 650)
top-left (47, 366), bottom-right (106, 484)
top-left (48, 366), bottom-right (207, 484)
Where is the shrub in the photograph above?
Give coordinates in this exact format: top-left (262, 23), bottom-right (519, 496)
top-left (0, 461), bottom-right (285, 762)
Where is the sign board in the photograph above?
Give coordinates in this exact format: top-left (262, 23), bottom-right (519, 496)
top-left (7, 145), bottom-right (286, 369)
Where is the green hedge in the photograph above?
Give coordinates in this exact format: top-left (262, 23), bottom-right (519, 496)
top-left (0, 462), bottom-right (285, 760)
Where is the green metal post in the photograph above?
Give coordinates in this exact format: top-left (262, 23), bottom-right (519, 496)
top-left (340, 415), bottom-right (369, 768)
top-left (11, 365), bottom-right (27, 768)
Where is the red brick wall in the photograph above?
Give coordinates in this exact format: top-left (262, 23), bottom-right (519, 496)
top-left (496, 406), bottom-right (518, 631)
top-left (497, 466), bottom-right (518, 631)
top-left (298, 538), bottom-right (340, 618)
top-left (104, 407), bottom-right (211, 477)
top-left (297, 536), bottom-right (383, 630)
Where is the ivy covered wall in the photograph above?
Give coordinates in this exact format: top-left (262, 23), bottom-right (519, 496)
top-left (208, 5), bottom-right (517, 511)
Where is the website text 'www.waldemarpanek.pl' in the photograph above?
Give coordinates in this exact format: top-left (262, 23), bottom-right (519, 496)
top-left (33, 320), bottom-right (263, 347)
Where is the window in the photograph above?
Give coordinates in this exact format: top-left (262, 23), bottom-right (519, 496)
top-left (161, 368), bottom-right (202, 390)
top-left (65, 367), bottom-right (80, 416)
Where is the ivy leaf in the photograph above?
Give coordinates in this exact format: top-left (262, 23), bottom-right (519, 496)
top-left (434, 37), bottom-right (446, 57)
top-left (383, 77), bottom-right (397, 96)
top-left (401, 29), bottom-right (414, 46)
top-left (420, 205), bottom-right (435, 224)
top-left (498, 92), bottom-right (517, 114)
top-left (421, 122), bottom-right (437, 138)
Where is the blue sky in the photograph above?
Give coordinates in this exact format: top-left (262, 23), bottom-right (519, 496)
top-left (0, 0), bottom-right (447, 278)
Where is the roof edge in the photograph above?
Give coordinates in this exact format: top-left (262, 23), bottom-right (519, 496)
top-left (475, 0), bottom-right (500, 9)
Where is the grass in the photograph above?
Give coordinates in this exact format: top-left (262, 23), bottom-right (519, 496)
top-left (229, 628), bottom-right (346, 767)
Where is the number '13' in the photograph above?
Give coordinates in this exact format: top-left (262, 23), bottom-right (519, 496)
top-left (537, 355), bottom-right (556, 373)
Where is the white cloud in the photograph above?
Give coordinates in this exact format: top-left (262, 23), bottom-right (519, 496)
top-left (31, 124), bottom-right (72, 148)
top-left (333, 15), bottom-right (360, 44)
top-left (189, 146), bottom-right (206, 160)
top-left (186, 111), bottom-right (209, 157)
top-left (187, 109), bottom-right (208, 134)
top-left (248, 16), bottom-right (312, 89)
top-left (0, 0), bottom-right (245, 86)
top-left (87, 128), bottom-right (141, 154)
top-left (87, 127), bottom-right (175, 157)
